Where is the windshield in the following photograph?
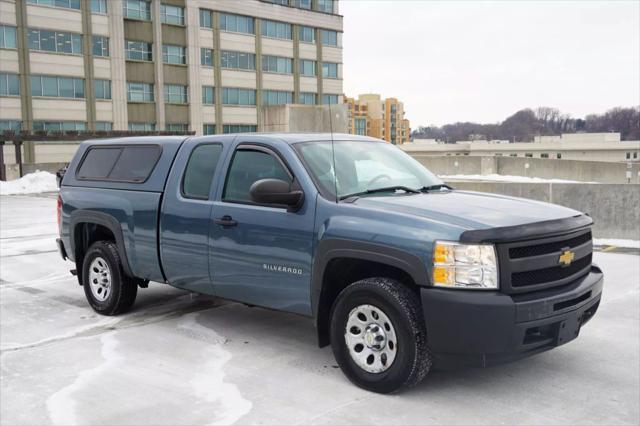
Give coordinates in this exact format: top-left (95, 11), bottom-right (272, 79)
top-left (295, 140), bottom-right (443, 200)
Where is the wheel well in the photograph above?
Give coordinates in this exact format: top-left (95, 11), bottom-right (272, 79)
top-left (73, 222), bottom-right (115, 284)
top-left (316, 257), bottom-right (419, 347)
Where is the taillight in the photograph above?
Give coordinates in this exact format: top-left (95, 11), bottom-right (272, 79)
top-left (57, 195), bottom-right (62, 231)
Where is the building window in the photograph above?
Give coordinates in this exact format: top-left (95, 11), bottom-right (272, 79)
top-left (267, 0), bottom-right (289, 5)
top-left (556, 153), bottom-right (562, 159)
top-left (510, 153), bottom-right (518, 157)
top-left (322, 62), bottom-right (338, 78)
top-left (354, 117), bottom-right (366, 135)
top-left (33, 121), bottom-right (86, 131)
top-left (635, 152), bottom-right (638, 159)
top-left (125, 40), bottom-right (152, 61)
top-left (262, 55), bottom-right (293, 74)
top-left (219, 13), bottom-right (254, 34)
top-left (164, 84), bottom-right (188, 104)
top-left (202, 86), bottom-right (214, 104)
top-left (28, 29), bottom-right (82, 55)
top-left (541, 153), bottom-right (549, 158)
top-left (322, 94), bottom-right (339, 104)
top-left (95, 121), bottom-right (112, 131)
top-left (201, 48), bottom-right (213, 66)
top-left (127, 82), bottom-right (154, 102)
top-left (203, 124), bottom-right (216, 135)
top-left (299, 26), bottom-right (315, 43)
top-left (221, 50), bottom-right (255, 70)
top-left (320, 30), bottom-right (338, 46)
top-left (30, 75), bottom-right (84, 98)
top-left (222, 88), bottom-right (256, 105)
top-left (161, 4), bottom-right (184, 25)
top-left (316, 0), bottom-right (333, 13)
top-left (0, 120), bottom-right (21, 131)
top-left (27, 0), bottom-right (80, 10)
top-left (128, 122), bottom-right (155, 131)
top-left (0, 73), bottom-right (20, 96)
top-left (525, 153), bottom-right (533, 158)
top-left (166, 123), bottom-right (187, 132)
top-left (90, 0), bottom-right (107, 14)
top-left (0, 25), bottom-right (17, 49)
top-left (92, 36), bottom-right (109, 57)
top-left (299, 92), bottom-right (316, 105)
top-left (294, 0), bottom-right (312, 9)
top-left (626, 152), bottom-right (631, 159)
top-left (200, 9), bottom-right (213, 28)
top-left (261, 20), bottom-right (292, 40)
top-left (123, 0), bottom-right (151, 21)
top-left (223, 124), bottom-right (256, 134)
top-left (163, 44), bottom-right (186, 65)
top-left (299, 59), bottom-right (316, 76)
top-left (94, 79), bottom-right (111, 100)
top-left (263, 90), bottom-right (292, 106)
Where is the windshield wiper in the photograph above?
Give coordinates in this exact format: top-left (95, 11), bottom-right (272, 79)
top-left (339, 186), bottom-right (420, 201)
top-left (419, 184), bottom-right (453, 192)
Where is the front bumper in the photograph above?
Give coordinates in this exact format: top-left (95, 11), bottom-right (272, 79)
top-left (421, 265), bottom-right (603, 369)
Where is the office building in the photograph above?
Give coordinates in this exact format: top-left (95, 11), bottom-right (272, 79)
top-left (0, 0), bottom-right (343, 134)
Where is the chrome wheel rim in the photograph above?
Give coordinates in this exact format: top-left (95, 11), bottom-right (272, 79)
top-left (88, 257), bottom-right (112, 302)
top-left (345, 304), bottom-right (397, 373)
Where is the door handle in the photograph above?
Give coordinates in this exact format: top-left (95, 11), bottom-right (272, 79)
top-left (214, 215), bottom-right (237, 227)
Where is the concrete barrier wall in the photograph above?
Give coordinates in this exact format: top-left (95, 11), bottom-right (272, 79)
top-left (444, 181), bottom-right (640, 239)
top-left (409, 154), bottom-right (640, 184)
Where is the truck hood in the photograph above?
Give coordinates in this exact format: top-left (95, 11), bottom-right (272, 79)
top-left (352, 190), bottom-right (583, 231)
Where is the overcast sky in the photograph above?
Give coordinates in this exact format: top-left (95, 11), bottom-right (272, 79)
top-left (340, 0), bottom-right (640, 127)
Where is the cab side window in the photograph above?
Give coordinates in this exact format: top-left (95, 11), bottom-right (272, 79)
top-left (182, 144), bottom-right (223, 199)
top-left (223, 148), bottom-right (292, 202)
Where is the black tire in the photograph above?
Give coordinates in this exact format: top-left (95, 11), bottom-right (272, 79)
top-left (82, 241), bottom-right (137, 315)
top-left (330, 277), bottom-right (432, 393)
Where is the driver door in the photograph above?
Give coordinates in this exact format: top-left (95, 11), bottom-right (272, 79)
top-left (209, 142), bottom-right (315, 315)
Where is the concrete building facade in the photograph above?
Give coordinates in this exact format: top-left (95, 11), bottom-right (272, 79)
top-left (407, 133), bottom-right (640, 163)
top-left (0, 0), bottom-right (343, 135)
top-left (345, 93), bottom-right (410, 144)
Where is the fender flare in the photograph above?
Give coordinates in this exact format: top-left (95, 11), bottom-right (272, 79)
top-left (311, 238), bottom-right (428, 346)
top-left (69, 210), bottom-right (134, 278)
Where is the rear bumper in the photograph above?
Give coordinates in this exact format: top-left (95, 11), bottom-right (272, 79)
top-left (421, 265), bottom-right (603, 369)
top-left (56, 238), bottom-right (68, 260)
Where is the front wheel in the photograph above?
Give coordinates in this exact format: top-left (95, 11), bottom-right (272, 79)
top-left (82, 241), bottom-right (137, 315)
top-left (330, 277), bottom-right (432, 393)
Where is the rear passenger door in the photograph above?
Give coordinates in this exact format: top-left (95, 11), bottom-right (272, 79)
top-left (159, 137), bottom-right (232, 294)
top-left (209, 141), bottom-right (316, 315)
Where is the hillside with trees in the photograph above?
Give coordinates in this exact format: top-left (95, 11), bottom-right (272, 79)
top-left (411, 106), bottom-right (640, 143)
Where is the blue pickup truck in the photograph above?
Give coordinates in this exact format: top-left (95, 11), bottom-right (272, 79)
top-left (56, 133), bottom-right (603, 393)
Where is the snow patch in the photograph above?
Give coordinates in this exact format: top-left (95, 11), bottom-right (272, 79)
top-left (0, 171), bottom-right (58, 195)
top-left (178, 313), bottom-right (252, 426)
top-left (440, 173), bottom-right (592, 183)
top-left (46, 332), bottom-right (123, 426)
top-left (593, 238), bottom-right (640, 249)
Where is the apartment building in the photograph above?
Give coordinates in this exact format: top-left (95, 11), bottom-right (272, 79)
top-left (345, 93), bottom-right (410, 144)
top-left (0, 0), bottom-right (343, 134)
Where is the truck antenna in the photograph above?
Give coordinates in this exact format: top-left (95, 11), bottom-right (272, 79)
top-left (328, 102), bottom-right (338, 203)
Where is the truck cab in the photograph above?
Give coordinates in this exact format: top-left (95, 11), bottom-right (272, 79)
top-left (57, 134), bottom-right (603, 393)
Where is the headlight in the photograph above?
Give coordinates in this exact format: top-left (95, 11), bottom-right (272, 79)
top-left (432, 241), bottom-right (498, 289)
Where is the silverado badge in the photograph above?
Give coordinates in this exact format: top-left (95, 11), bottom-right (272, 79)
top-left (559, 249), bottom-right (575, 267)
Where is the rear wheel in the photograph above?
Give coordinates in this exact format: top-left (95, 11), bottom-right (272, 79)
top-left (330, 277), bottom-right (431, 393)
top-left (82, 241), bottom-right (137, 315)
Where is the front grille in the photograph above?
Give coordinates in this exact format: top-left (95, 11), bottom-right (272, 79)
top-left (509, 231), bottom-right (592, 259)
top-left (497, 228), bottom-right (593, 294)
top-left (512, 253), bottom-right (592, 287)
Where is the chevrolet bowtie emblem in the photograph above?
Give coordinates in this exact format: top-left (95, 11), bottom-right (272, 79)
top-left (559, 250), bottom-right (575, 267)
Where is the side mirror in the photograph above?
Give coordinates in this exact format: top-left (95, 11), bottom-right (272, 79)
top-left (250, 179), bottom-right (304, 211)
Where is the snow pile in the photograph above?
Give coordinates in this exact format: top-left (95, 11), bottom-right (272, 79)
top-left (593, 239), bottom-right (640, 249)
top-left (0, 171), bottom-right (58, 195)
top-left (440, 174), bottom-right (589, 183)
